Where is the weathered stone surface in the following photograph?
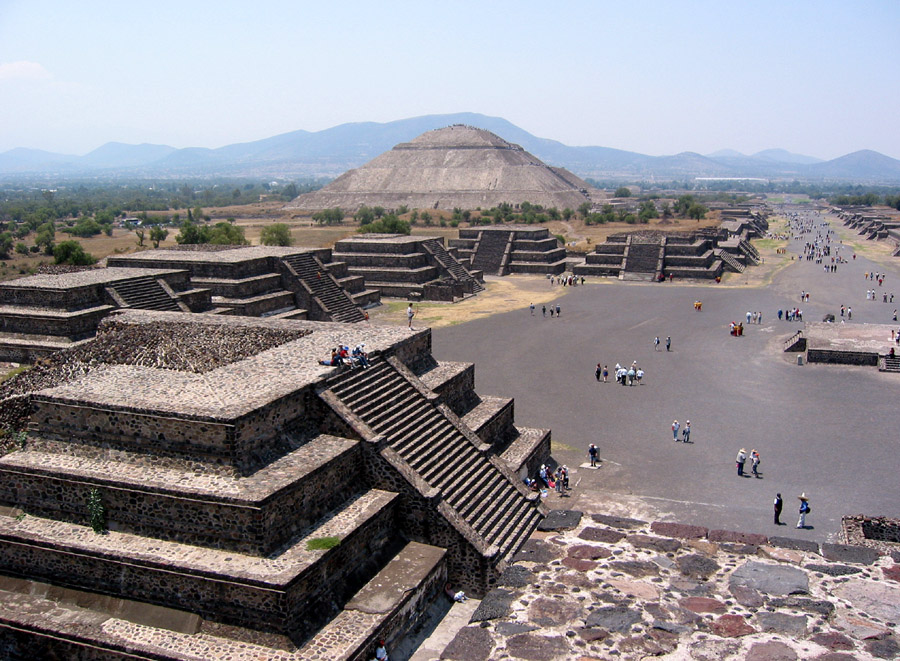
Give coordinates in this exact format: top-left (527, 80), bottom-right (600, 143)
top-left (677, 553), bottom-right (720, 579)
top-left (561, 557), bottom-right (597, 572)
top-left (729, 561), bottom-right (809, 595)
top-left (769, 596), bottom-right (835, 616)
top-left (690, 639), bottom-right (741, 661)
top-left (810, 632), bottom-right (855, 651)
top-left (686, 539), bottom-right (720, 555)
top-left (567, 545), bottom-right (612, 561)
top-left (577, 527), bottom-right (625, 544)
top-left (557, 571), bottom-right (594, 589)
top-left (754, 612), bottom-right (808, 636)
top-left (626, 534), bottom-right (681, 553)
top-left (441, 626), bottom-right (494, 661)
top-left (577, 627), bottom-right (608, 642)
top-left (527, 597), bottom-right (584, 627)
top-left (590, 513), bottom-right (646, 529)
top-left (678, 596), bottom-right (726, 614)
top-left (804, 563), bottom-right (861, 576)
top-left (710, 614), bottom-right (756, 638)
top-left (671, 579), bottom-right (711, 596)
top-left (865, 635), bottom-right (900, 660)
top-left (607, 559), bottom-right (658, 578)
top-left (719, 542), bottom-right (758, 555)
top-left (745, 641), bottom-right (798, 661)
top-left (618, 634), bottom-right (665, 656)
top-left (650, 521), bottom-right (708, 539)
top-left (883, 564), bottom-right (900, 583)
top-left (759, 546), bottom-right (806, 564)
top-left (584, 605), bottom-right (642, 633)
top-left (537, 510), bottom-right (582, 532)
top-left (812, 654), bottom-right (859, 661)
top-left (498, 565), bottom-right (534, 588)
top-left (652, 619), bottom-right (690, 635)
top-left (513, 539), bottom-right (561, 564)
top-left (729, 584), bottom-right (764, 608)
top-left (820, 543), bottom-right (880, 566)
top-left (470, 589), bottom-right (515, 622)
top-left (606, 578), bottom-right (659, 600)
top-left (494, 622), bottom-right (539, 636)
top-left (768, 536), bottom-right (820, 553)
top-left (708, 529), bottom-right (767, 546)
top-left (833, 579), bottom-right (900, 623)
top-left (505, 633), bottom-right (569, 660)
top-left (647, 628), bottom-right (679, 653)
top-left (832, 610), bottom-right (891, 640)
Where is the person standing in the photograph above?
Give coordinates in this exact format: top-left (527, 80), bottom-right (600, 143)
top-left (602, 365), bottom-right (609, 382)
top-left (654, 336), bottom-right (660, 351)
top-left (736, 448), bottom-right (747, 476)
top-left (542, 305), bottom-right (546, 317)
top-left (665, 336), bottom-right (671, 352)
top-left (672, 420), bottom-right (680, 441)
top-left (595, 363), bottom-right (602, 381)
top-left (682, 420), bottom-right (691, 443)
top-left (530, 303), bottom-right (535, 315)
top-left (750, 449), bottom-right (760, 477)
top-left (774, 493), bottom-right (783, 525)
top-left (588, 443), bottom-right (598, 467)
top-left (407, 303), bottom-right (415, 328)
top-left (797, 493), bottom-right (810, 529)
top-left (555, 304), bottom-right (561, 317)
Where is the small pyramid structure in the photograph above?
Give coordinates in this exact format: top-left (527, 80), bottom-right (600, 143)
top-left (285, 125), bottom-right (600, 212)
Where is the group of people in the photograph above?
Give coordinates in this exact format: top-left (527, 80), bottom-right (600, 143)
top-left (671, 419), bottom-right (691, 443)
top-left (525, 463), bottom-right (571, 495)
top-left (729, 321), bottom-right (745, 336)
top-left (653, 336), bottom-right (672, 351)
top-left (777, 308), bottom-right (804, 322)
top-left (548, 273), bottom-right (584, 286)
top-left (735, 448), bottom-right (761, 477)
top-left (531, 303), bottom-right (562, 317)
top-left (773, 492), bottom-right (811, 529)
top-left (319, 344), bottom-right (370, 369)
top-left (745, 311), bottom-right (763, 324)
top-left (601, 361), bottom-right (644, 385)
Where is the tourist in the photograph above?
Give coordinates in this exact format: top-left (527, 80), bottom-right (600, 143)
top-left (774, 493), bottom-right (783, 525)
top-left (602, 365), bottom-right (609, 382)
top-left (682, 420), bottom-right (691, 443)
top-left (626, 366), bottom-right (635, 385)
top-left (374, 639), bottom-right (389, 661)
top-left (893, 309), bottom-right (898, 321)
top-left (556, 304), bottom-right (561, 317)
top-left (672, 420), bottom-right (680, 441)
top-left (530, 303), bottom-right (535, 315)
top-left (636, 367), bottom-right (644, 384)
top-left (736, 448), bottom-right (747, 476)
top-left (555, 466), bottom-right (564, 493)
top-left (445, 583), bottom-right (468, 603)
top-left (407, 303), bottom-right (415, 328)
top-left (654, 336), bottom-right (660, 351)
top-left (542, 304), bottom-right (546, 317)
top-left (750, 449), bottom-right (761, 477)
top-left (589, 443), bottom-right (598, 467)
top-left (595, 362), bottom-right (602, 381)
top-left (797, 493), bottom-right (811, 529)
top-left (666, 336), bottom-right (671, 351)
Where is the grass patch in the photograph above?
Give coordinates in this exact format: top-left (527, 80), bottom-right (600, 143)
top-left (551, 440), bottom-right (575, 452)
top-left (0, 365), bottom-right (29, 384)
top-left (306, 536), bottom-right (341, 551)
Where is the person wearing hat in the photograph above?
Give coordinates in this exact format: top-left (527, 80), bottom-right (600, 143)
top-left (682, 421), bottom-right (691, 443)
top-left (797, 493), bottom-right (810, 529)
top-left (736, 448), bottom-right (747, 476)
top-left (672, 420), bottom-right (680, 441)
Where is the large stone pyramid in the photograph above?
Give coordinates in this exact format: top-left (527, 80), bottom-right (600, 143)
top-left (285, 125), bottom-right (600, 212)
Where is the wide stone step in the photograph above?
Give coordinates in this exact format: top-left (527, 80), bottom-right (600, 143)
top-left (0, 489), bottom-right (399, 638)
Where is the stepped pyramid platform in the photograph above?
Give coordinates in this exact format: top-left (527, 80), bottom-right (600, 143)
top-left (285, 125), bottom-right (601, 212)
top-left (0, 310), bottom-right (549, 659)
top-left (331, 234), bottom-right (485, 300)
top-left (0, 267), bottom-right (206, 362)
top-left (449, 225), bottom-right (567, 276)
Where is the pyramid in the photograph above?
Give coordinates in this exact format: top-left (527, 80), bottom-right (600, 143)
top-left (285, 125), bottom-right (600, 212)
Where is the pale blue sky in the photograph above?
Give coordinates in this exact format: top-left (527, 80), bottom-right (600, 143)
top-left (1, 0), bottom-right (898, 159)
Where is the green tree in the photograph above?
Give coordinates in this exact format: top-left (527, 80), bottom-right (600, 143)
top-left (53, 240), bottom-right (96, 265)
top-left (638, 200), bottom-right (658, 223)
top-left (311, 208), bottom-right (345, 225)
top-left (354, 205), bottom-right (376, 224)
top-left (660, 202), bottom-right (672, 219)
top-left (578, 201), bottom-right (592, 218)
top-left (562, 207), bottom-right (574, 221)
top-left (0, 232), bottom-right (13, 258)
top-left (261, 223), bottom-right (293, 246)
top-left (135, 228), bottom-right (146, 247)
top-left (687, 203), bottom-right (708, 220)
top-left (14, 242), bottom-right (28, 255)
top-left (175, 219), bottom-right (208, 244)
top-left (149, 226), bottom-right (169, 248)
top-left (281, 182), bottom-right (299, 200)
top-left (208, 222), bottom-right (248, 245)
top-left (358, 214), bottom-right (411, 235)
top-left (614, 186), bottom-right (632, 198)
top-left (35, 222), bottom-right (55, 255)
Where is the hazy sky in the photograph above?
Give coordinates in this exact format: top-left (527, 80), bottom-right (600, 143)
top-left (1, 0), bottom-right (898, 159)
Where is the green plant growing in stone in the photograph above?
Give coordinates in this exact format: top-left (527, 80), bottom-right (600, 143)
top-left (16, 431), bottom-right (26, 450)
top-left (15, 512), bottom-right (25, 521)
top-left (306, 536), bottom-right (341, 551)
top-left (87, 488), bottom-right (107, 534)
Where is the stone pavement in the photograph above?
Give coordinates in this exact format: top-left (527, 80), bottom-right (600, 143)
top-left (433, 209), bottom-right (900, 542)
top-left (439, 509), bottom-right (900, 660)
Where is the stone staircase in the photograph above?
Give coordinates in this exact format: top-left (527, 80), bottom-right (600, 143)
top-left (621, 238), bottom-right (662, 281)
top-left (322, 356), bottom-right (543, 568)
top-left (421, 238), bottom-right (484, 293)
top-left (471, 230), bottom-right (512, 276)
top-left (878, 354), bottom-right (900, 372)
top-left (281, 253), bottom-right (365, 323)
top-left (107, 276), bottom-right (184, 312)
top-left (716, 249), bottom-right (746, 273)
top-left (738, 238), bottom-right (761, 265)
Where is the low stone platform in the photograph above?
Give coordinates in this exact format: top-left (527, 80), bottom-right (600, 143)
top-left (804, 322), bottom-right (897, 365)
top-left (438, 510), bottom-right (900, 661)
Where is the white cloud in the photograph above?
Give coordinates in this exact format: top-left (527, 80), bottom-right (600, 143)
top-left (0, 61), bottom-right (51, 81)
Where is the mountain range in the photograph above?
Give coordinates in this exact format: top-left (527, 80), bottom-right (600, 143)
top-left (2, 112), bottom-right (900, 183)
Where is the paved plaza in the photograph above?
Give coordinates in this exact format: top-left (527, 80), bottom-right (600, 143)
top-left (434, 211), bottom-right (900, 542)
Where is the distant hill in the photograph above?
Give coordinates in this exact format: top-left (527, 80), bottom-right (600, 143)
top-left (1, 113), bottom-right (899, 183)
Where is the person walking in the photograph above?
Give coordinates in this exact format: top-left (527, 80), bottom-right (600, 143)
top-left (774, 493), bottom-right (783, 525)
top-left (672, 420), bottom-right (680, 441)
top-left (665, 336), bottom-right (671, 352)
top-left (682, 420), bottom-right (691, 443)
top-left (736, 448), bottom-right (747, 476)
top-left (530, 303), bottom-right (535, 315)
top-left (542, 305), bottom-right (546, 317)
top-left (595, 363), bottom-right (602, 381)
top-left (654, 336), bottom-right (660, 351)
top-left (555, 304), bottom-right (561, 317)
top-left (750, 449), bottom-right (761, 477)
top-left (588, 443), bottom-right (598, 467)
top-left (797, 493), bottom-right (810, 529)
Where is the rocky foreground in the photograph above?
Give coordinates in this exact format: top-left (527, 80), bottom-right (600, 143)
top-left (439, 510), bottom-right (900, 661)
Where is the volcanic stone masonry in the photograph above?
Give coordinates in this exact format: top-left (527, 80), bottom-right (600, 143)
top-left (0, 310), bottom-right (550, 659)
top-left (0, 245), bottom-right (377, 362)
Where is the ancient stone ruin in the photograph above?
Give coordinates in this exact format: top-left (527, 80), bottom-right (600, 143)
top-left (838, 206), bottom-right (900, 256)
top-left (449, 225), bottom-right (568, 276)
top-left (0, 310), bottom-right (550, 659)
top-left (0, 246), bottom-right (376, 362)
top-left (331, 234), bottom-right (485, 300)
top-left (285, 125), bottom-right (602, 212)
